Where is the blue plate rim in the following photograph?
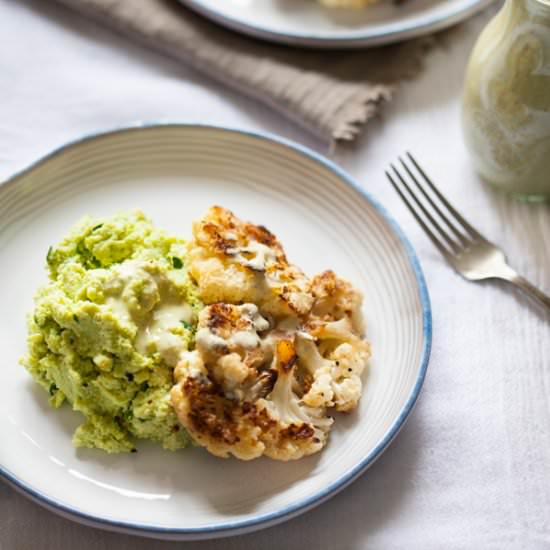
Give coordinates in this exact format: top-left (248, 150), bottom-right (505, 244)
top-left (176, 0), bottom-right (494, 48)
top-left (0, 122), bottom-right (432, 539)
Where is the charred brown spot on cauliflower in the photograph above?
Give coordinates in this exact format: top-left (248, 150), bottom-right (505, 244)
top-left (204, 302), bottom-right (268, 336)
top-left (194, 303), bottom-right (271, 393)
top-left (188, 206), bottom-right (313, 318)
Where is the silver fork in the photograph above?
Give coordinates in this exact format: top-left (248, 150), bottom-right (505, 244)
top-left (386, 153), bottom-right (550, 313)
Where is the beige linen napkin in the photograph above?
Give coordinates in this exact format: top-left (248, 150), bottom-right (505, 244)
top-left (55, 0), bottom-right (432, 143)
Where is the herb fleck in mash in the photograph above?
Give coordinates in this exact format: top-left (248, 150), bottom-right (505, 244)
top-left (21, 211), bottom-right (202, 453)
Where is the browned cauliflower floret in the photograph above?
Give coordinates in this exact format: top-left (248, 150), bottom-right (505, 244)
top-left (188, 206), bottom-right (313, 319)
top-left (309, 270), bottom-right (365, 334)
top-left (256, 339), bottom-right (332, 460)
top-left (298, 274), bottom-right (372, 412)
top-left (194, 302), bottom-right (272, 397)
top-left (296, 324), bottom-right (371, 412)
top-left (171, 350), bottom-right (267, 460)
top-left (170, 305), bottom-right (332, 460)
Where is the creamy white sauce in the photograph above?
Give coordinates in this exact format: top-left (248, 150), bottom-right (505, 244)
top-left (230, 331), bottom-right (260, 349)
top-left (196, 328), bottom-right (229, 353)
top-left (240, 303), bottom-right (270, 332)
top-left (227, 240), bottom-right (277, 272)
top-left (195, 305), bottom-right (268, 354)
top-left (116, 259), bottom-right (143, 280)
top-left (104, 260), bottom-right (145, 293)
top-left (153, 332), bottom-right (186, 366)
top-left (106, 296), bottom-right (131, 321)
top-left (153, 303), bottom-right (193, 329)
top-left (135, 303), bottom-right (193, 365)
top-left (104, 260), bottom-right (193, 366)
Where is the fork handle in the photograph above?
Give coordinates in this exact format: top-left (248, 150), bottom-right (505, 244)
top-left (503, 272), bottom-right (550, 313)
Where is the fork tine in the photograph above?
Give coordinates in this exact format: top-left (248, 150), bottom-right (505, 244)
top-left (390, 163), bottom-right (462, 254)
top-left (398, 156), bottom-right (470, 247)
top-left (406, 152), bottom-right (482, 240)
top-left (386, 170), bottom-right (453, 261)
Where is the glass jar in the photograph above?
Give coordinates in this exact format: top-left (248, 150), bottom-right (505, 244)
top-left (462, 0), bottom-right (550, 201)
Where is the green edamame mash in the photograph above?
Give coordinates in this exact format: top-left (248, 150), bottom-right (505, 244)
top-left (21, 211), bottom-right (202, 453)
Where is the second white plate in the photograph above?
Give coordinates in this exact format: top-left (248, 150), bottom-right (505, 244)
top-left (177, 0), bottom-right (493, 48)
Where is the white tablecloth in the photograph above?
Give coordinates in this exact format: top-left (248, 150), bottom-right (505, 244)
top-left (1, 1), bottom-right (549, 548)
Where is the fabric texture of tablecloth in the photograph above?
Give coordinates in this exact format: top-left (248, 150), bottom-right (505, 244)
top-left (1, 1), bottom-right (549, 549)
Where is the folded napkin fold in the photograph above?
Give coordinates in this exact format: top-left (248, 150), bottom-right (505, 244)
top-left (55, 0), bottom-right (432, 143)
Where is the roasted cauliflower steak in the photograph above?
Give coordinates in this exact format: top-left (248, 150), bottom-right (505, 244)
top-left (172, 207), bottom-right (372, 461)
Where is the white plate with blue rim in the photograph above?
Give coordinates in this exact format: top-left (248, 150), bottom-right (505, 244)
top-left (177, 0), bottom-right (493, 49)
top-left (0, 124), bottom-right (431, 541)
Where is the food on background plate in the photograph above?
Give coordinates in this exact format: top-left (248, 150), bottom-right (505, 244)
top-left (319, 0), bottom-right (409, 8)
top-left (22, 207), bottom-right (371, 461)
top-left (320, 0), bottom-right (380, 8)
